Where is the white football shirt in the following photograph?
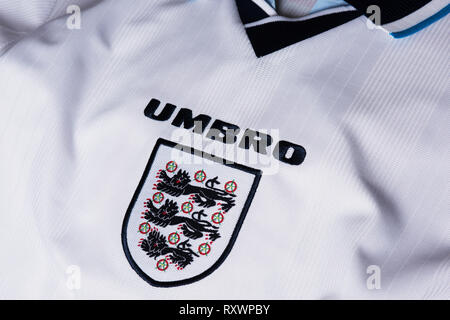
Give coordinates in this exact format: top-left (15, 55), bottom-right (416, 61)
top-left (0, 0), bottom-right (449, 299)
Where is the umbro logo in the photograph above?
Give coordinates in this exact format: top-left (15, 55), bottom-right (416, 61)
top-left (144, 98), bottom-right (306, 166)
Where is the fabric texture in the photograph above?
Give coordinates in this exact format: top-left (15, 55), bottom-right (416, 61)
top-left (0, 0), bottom-right (448, 299)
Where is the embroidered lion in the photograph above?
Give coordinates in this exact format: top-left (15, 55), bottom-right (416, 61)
top-left (144, 199), bottom-right (221, 241)
top-left (156, 169), bottom-right (236, 212)
top-left (141, 229), bottom-right (198, 268)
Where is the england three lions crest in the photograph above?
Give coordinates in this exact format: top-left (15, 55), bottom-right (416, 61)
top-left (122, 139), bottom-right (261, 287)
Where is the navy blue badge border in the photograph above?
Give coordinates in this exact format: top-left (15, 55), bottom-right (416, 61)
top-left (122, 138), bottom-right (262, 287)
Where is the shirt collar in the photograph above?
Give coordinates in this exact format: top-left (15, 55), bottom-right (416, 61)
top-left (236, 0), bottom-right (450, 57)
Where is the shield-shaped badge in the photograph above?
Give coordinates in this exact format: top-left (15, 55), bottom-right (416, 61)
top-left (122, 138), bottom-right (262, 287)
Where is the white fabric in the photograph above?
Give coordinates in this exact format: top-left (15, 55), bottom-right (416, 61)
top-left (0, 0), bottom-right (449, 299)
top-left (276, 0), bottom-right (317, 17)
top-left (275, 0), bottom-right (347, 17)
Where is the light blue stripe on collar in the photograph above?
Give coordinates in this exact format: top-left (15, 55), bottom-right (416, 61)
top-left (311, 0), bottom-right (347, 14)
top-left (391, 4), bottom-right (450, 38)
top-left (264, 0), bottom-right (276, 9)
top-left (264, 0), bottom-right (348, 13)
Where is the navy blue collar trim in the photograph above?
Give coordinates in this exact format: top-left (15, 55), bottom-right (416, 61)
top-left (235, 0), bottom-right (436, 57)
top-left (245, 10), bottom-right (361, 57)
top-left (236, 1), bottom-right (361, 57)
